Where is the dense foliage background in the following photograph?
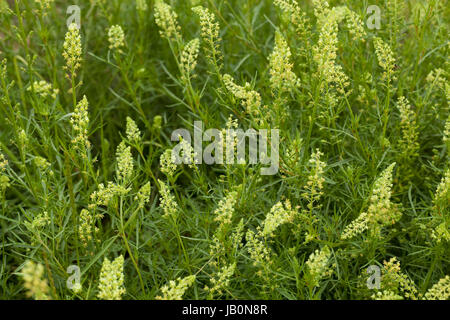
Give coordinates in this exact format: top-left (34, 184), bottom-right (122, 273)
top-left (0, 0), bottom-right (448, 299)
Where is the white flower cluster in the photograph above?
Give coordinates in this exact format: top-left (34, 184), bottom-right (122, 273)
top-left (431, 221), bottom-right (450, 244)
top-left (341, 211), bottom-right (369, 240)
top-left (372, 290), bottom-right (403, 300)
top-left (426, 68), bottom-right (446, 89)
top-left (18, 129), bottom-right (28, 149)
top-left (365, 163), bottom-right (401, 234)
top-left (177, 139), bottom-right (197, 169)
top-left (34, 156), bottom-right (52, 175)
top-left (343, 7), bottom-right (366, 41)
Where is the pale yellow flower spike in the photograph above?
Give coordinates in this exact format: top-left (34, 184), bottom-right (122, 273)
top-left (432, 169), bottom-right (450, 219)
top-left (245, 229), bottom-right (272, 268)
top-left (28, 80), bottom-right (59, 99)
top-left (126, 117), bottom-right (142, 144)
top-left (63, 23), bottom-right (82, 78)
top-left (89, 182), bottom-right (130, 209)
top-left (223, 74), bottom-right (262, 118)
top-left (107, 25), bottom-right (126, 51)
top-left (78, 209), bottom-right (102, 247)
top-left (425, 276), bottom-right (450, 300)
top-left (342, 163), bottom-right (401, 239)
top-left (312, 0), bottom-right (330, 22)
top-left (304, 149), bottom-right (326, 206)
top-left (262, 200), bottom-right (296, 238)
top-left (206, 263), bottom-right (236, 297)
top-left (136, 0), bottom-right (148, 12)
top-left (135, 182), bottom-right (151, 209)
top-left (192, 6), bottom-right (223, 71)
top-left (0, 151), bottom-right (8, 172)
top-left (158, 179), bottom-right (179, 218)
top-left (116, 141), bottom-right (134, 183)
top-left (156, 275), bottom-right (196, 300)
top-left (444, 114), bottom-right (450, 145)
top-left (269, 32), bottom-right (299, 93)
top-left (273, 0), bottom-right (309, 39)
top-left (20, 260), bottom-right (50, 300)
top-left (70, 95), bottom-right (90, 156)
top-left (97, 256), bottom-right (126, 300)
top-left (366, 163), bottom-right (401, 235)
top-left (313, 8), bottom-right (349, 97)
top-left (180, 38), bottom-right (200, 82)
top-left (214, 191), bottom-right (238, 227)
top-left (160, 149), bottom-right (177, 177)
top-left (305, 245), bottom-right (333, 288)
top-left (154, 0), bottom-right (182, 42)
top-left (374, 37), bottom-right (396, 84)
top-left (375, 257), bottom-right (419, 300)
top-left (396, 96), bottom-right (419, 158)
top-left (35, 0), bottom-right (54, 12)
